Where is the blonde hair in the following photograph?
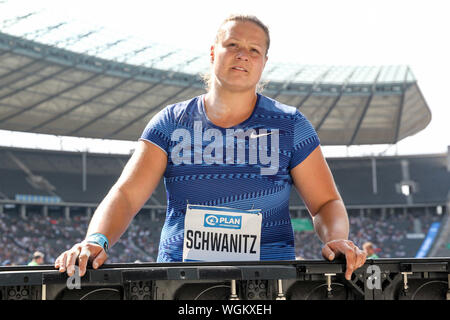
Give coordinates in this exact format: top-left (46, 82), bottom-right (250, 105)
top-left (215, 14), bottom-right (270, 55)
top-left (362, 242), bottom-right (374, 251)
top-left (202, 14), bottom-right (270, 92)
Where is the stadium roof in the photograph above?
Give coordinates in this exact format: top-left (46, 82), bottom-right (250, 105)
top-left (0, 7), bottom-right (432, 145)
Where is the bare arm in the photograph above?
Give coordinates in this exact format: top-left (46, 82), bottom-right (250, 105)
top-left (291, 145), bottom-right (366, 279)
top-left (86, 140), bottom-right (167, 246)
top-left (55, 139), bottom-right (167, 276)
top-left (290, 145), bottom-right (348, 240)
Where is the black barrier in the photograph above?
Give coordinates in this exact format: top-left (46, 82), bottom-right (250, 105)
top-left (0, 258), bottom-right (448, 300)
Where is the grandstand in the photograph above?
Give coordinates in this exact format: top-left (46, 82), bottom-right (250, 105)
top-left (0, 5), bottom-right (448, 266)
top-left (0, 9), bottom-right (431, 144)
top-left (1, 145), bottom-right (448, 264)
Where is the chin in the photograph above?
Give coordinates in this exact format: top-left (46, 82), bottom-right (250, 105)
top-left (219, 80), bottom-right (257, 92)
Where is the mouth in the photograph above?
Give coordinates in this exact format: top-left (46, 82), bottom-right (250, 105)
top-left (231, 66), bottom-right (248, 72)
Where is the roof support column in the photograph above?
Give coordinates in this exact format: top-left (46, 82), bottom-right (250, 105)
top-left (82, 151), bottom-right (87, 192)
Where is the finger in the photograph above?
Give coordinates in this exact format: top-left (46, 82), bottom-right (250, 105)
top-left (78, 246), bottom-right (91, 277)
top-left (344, 245), bottom-right (358, 280)
top-left (325, 240), bottom-right (359, 280)
top-left (326, 240), bottom-right (352, 256)
top-left (54, 254), bottom-right (63, 269)
top-left (330, 241), bottom-right (356, 280)
top-left (349, 242), bottom-right (366, 269)
top-left (58, 252), bottom-right (68, 272)
top-left (92, 248), bottom-right (108, 269)
top-left (355, 248), bottom-right (367, 269)
top-left (322, 244), bottom-right (336, 261)
top-left (65, 247), bottom-right (81, 277)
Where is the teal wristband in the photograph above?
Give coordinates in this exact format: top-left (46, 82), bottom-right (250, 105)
top-left (86, 233), bottom-right (109, 252)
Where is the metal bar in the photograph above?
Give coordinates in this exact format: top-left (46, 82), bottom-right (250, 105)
top-left (0, 12), bottom-right (38, 29)
top-left (52, 29), bottom-right (100, 47)
top-left (29, 76), bottom-right (132, 131)
top-left (276, 279), bottom-right (286, 300)
top-left (0, 64), bottom-right (72, 105)
top-left (315, 67), bottom-right (358, 131)
top-left (0, 197), bottom-right (446, 210)
top-left (348, 68), bottom-right (383, 145)
top-left (295, 66), bottom-right (333, 110)
top-left (0, 58), bottom-right (49, 84)
top-left (148, 50), bottom-right (178, 68)
top-left (315, 94), bottom-right (342, 132)
top-left (86, 39), bottom-right (126, 56)
top-left (0, 49), bottom-right (17, 63)
top-left (171, 54), bottom-right (201, 72)
top-left (82, 151), bottom-right (87, 192)
top-left (229, 280), bottom-right (239, 300)
top-left (117, 45), bottom-right (153, 63)
top-left (104, 84), bottom-right (194, 139)
top-left (23, 22), bottom-right (66, 40)
top-left (348, 94), bottom-right (374, 145)
top-left (68, 81), bottom-right (161, 135)
top-left (372, 157), bottom-right (378, 194)
top-left (393, 67), bottom-right (410, 143)
top-left (271, 66), bottom-right (306, 100)
top-left (0, 72), bottom-right (101, 125)
top-left (41, 284), bottom-right (46, 300)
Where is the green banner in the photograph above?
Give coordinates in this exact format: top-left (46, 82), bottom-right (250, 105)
top-left (291, 218), bottom-right (313, 232)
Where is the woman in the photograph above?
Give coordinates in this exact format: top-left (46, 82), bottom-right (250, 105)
top-left (55, 14), bottom-right (366, 281)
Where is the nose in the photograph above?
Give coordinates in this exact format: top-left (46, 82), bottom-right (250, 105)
top-left (235, 48), bottom-right (249, 61)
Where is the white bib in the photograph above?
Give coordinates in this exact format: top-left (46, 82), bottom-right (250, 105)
top-left (182, 204), bottom-right (262, 262)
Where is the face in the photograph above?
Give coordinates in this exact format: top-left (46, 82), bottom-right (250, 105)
top-left (210, 20), bottom-right (268, 92)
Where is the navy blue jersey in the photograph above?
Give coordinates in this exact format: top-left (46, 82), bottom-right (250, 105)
top-left (140, 93), bottom-right (320, 262)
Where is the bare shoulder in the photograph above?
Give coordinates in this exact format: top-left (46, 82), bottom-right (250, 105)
top-left (123, 140), bottom-right (167, 177)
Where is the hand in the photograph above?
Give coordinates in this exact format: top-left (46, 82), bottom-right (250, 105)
top-left (54, 240), bottom-right (108, 277)
top-left (322, 239), bottom-right (367, 281)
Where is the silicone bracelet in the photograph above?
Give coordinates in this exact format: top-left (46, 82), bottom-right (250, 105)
top-left (86, 233), bottom-right (109, 252)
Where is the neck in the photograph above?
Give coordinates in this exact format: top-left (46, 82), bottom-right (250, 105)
top-left (204, 84), bottom-right (257, 128)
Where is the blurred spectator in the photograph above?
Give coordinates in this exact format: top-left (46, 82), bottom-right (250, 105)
top-left (0, 210), bottom-right (161, 265)
top-left (28, 251), bottom-right (45, 266)
top-left (362, 242), bottom-right (379, 259)
top-left (2, 259), bottom-right (12, 266)
top-left (294, 208), bottom-right (443, 260)
top-left (0, 207), bottom-right (444, 264)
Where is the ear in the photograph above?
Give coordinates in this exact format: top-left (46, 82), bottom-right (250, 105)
top-left (263, 55), bottom-right (268, 69)
top-left (210, 45), bottom-right (215, 63)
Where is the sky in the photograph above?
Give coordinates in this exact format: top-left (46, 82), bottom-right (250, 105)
top-left (0, 0), bottom-right (449, 157)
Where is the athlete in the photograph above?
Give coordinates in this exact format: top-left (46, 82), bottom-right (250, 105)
top-left (55, 14), bottom-right (367, 281)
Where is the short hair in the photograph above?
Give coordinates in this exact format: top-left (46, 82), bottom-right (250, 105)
top-left (362, 242), bottom-right (374, 250)
top-left (33, 251), bottom-right (44, 259)
top-left (203, 14), bottom-right (270, 92)
top-left (215, 14), bottom-right (270, 55)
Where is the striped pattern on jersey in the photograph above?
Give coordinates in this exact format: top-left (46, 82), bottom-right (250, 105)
top-left (140, 93), bottom-right (320, 262)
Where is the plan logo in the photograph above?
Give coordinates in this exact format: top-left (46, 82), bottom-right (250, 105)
top-left (204, 214), bottom-right (242, 229)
